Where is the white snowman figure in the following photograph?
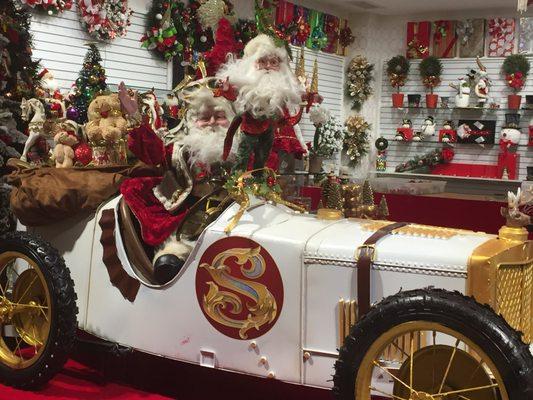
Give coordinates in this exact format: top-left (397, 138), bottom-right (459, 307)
top-left (450, 77), bottom-right (470, 108)
top-left (500, 114), bottom-right (521, 147)
top-left (413, 116), bottom-right (436, 141)
top-left (395, 118), bottom-right (412, 141)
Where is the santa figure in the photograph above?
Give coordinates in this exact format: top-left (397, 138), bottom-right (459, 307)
top-left (215, 34), bottom-right (305, 173)
top-left (120, 81), bottom-right (237, 284)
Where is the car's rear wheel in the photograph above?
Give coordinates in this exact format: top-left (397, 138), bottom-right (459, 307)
top-left (333, 288), bottom-right (533, 400)
top-left (0, 232), bottom-right (78, 388)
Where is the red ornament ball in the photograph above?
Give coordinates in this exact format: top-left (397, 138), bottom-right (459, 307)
top-left (75, 143), bottom-right (93, 166)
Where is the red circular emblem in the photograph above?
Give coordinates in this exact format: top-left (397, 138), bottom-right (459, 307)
top-left (195, 237), bottom-right (284, 340)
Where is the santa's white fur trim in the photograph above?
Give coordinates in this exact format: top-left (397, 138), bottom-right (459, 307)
top-left (154, 236), bottom-right (192, 263)
top-left (243, 34), bottom-right (288, 61)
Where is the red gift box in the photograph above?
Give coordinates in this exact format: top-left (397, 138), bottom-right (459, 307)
top-left (396, 128), bottom-right (414, 141)
top-left (323, 14), bottom-right (340, 54)
top-left (487, 18), bottom-right (515, 57)
top-left (433, 20), bottom-right (457, 58)
top-left (275, 0), bottom-right (295, 27)
top-left (439, 129), bottom-right (457, 143)
top-left (497, 152), bottom-right (519, 180)
top-left (406, 21), bottom-right (431, 59)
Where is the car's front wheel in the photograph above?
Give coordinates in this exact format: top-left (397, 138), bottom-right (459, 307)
top-left (0, 232), bottom-right (78, 388)
top-left (333, 288), bottom-right (533, 400)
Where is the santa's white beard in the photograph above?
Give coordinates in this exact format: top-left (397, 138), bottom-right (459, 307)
top-left (180, 124), bottom-right (236, 168)
top-left (217, 57), bottom-right (303, 118)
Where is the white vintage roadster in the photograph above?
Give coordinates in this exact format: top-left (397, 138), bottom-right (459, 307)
top-left (0, 189), bottom-right (532, 400)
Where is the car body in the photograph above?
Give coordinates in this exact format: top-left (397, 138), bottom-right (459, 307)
top-left (26, 193), bottom-right (532, 392)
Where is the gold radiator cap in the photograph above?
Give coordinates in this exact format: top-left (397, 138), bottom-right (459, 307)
top-left (317, 208), bottom-right (343, 220)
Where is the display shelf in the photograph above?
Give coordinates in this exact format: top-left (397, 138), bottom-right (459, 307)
top-left (371, 170), bottom-right (522, 184)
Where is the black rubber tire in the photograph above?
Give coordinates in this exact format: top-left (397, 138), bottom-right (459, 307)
top-left (332, 288), bottom-right (533, 400)
top-left (0, 231), bottom-right (78, 389)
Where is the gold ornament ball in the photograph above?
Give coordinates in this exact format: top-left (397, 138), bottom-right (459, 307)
top-left (89, 75), bottom-right (99, 85)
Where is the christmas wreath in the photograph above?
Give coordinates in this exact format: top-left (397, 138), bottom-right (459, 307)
top-left (375, 137), bottom-right (389, 151)
top-left (419, 56), bottom-right (442, 94)
top-left (344, 115), bottom-right (369, 167)
top-left (395, 147), bottom-right (454, 173)
top-left (503, 54), bottom-right (530, 93)
top-left (346, 55), bottom-right (374, 110)
top-left (141, 0), bottom-right (221, 62)
top-left (20, 0), bottom-right (72, 15)
top-left (386, 55), bottom-right (409, 93)
top-left (78, 0), bottom-right (133, 41)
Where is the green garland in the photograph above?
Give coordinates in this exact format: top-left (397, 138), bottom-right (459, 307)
top-left (395, 147), bottom-right (454, 173)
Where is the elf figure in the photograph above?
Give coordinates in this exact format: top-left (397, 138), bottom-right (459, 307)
top-left (215, 34), bottom-right (305, 173)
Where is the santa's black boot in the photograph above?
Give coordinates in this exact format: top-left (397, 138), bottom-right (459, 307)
top-left (153, 254), bottom-right (185, 284)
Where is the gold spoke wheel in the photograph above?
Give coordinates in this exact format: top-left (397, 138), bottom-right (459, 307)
top-left (355, 323), bottom-right (507, 400)
top-left (0, 252), bottom-right (51, 370)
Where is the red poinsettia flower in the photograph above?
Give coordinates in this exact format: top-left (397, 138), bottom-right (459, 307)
top-left (441, 148), bottom-right (454, 162)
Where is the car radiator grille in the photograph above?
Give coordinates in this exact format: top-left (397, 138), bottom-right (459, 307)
top-left (497, 262), bottom-right (533, 343)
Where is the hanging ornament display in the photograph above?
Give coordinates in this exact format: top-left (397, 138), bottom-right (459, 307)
top-left (20, 0), bottom-right (73, 15)
top-left (78, 0), bottom-right (133, 41)
top-left (343, 115), bottom-right (370, 167)
top-left (293, 15), bottom-right (310, 45)
top-left (306, 10), bottom-right (327, 50)
top-left (337, 20), bottom-right (354, 56)
top-left (346, 55), bottom-right (374, 111)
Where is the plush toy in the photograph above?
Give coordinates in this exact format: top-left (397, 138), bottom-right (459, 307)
top-left (53, 120), bottom-right (79, 168)
top-left (85, 93), bottom-right (128, 143)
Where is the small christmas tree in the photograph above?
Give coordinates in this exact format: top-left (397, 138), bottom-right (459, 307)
top-left (377, 196), bottom-right (389, 219)
top-left (70, 44), bottom-right (108, 124)
top-left (321, 174), bottom-right (344, 211)
top-left (361, 180), bottom-right (374, 205)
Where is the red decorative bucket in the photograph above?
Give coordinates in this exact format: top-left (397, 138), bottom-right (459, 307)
top-left (426, 94), bottom-right (438, 109)
top-left (392, 93), bottom-right (404, 108)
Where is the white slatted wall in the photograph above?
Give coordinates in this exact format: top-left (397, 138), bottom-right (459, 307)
top-left (379, 57), bottom-right (533, 182)
top-left (29, 3), bottom-right (171, 94)
top-left (289, 46), bottom-right (345, 141)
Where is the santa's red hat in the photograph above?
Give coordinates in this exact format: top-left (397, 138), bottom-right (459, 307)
top-left (38, 68), bottom-right (50, 79)
top-left (204, 18), bottom-right (242, 76)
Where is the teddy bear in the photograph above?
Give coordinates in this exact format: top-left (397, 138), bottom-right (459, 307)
top-left (85, 93), bottom-right (128, 143)
top-left (53, 120), bottom-right (79, 168)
